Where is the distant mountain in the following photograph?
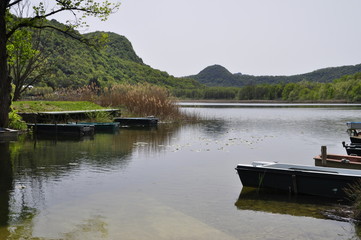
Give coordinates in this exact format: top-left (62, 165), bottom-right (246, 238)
top-left (187, 64), bottom-right (361, 87)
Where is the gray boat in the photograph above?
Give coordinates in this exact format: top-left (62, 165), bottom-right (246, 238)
top-left (235, 161), bottom-right (361, 198)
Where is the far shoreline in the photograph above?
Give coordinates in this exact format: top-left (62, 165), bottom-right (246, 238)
top-left (176, 99), bottom-right (355, 104)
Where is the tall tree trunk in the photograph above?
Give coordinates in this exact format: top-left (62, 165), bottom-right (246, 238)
top-left (0, 2), bottom-right (11, 128)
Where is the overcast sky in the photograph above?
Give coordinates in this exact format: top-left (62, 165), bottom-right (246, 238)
top-left (58, 0), bottom-right (361, 77)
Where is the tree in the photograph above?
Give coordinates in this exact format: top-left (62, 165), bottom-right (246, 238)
top-left (0, 0), bottom-right (120, 127)
top-left (8, 27), bottom-right (50, 101)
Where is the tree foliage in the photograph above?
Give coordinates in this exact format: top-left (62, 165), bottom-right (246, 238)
top-left (8, 27), bottom-right (50, 100)
top-left (0, 0), bottom-right (120, 127)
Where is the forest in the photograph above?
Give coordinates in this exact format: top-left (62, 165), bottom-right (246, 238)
top-left (172, 73), bottom-right (361, 102)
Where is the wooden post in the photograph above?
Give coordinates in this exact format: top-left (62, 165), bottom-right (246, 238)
top-left (321, 146), bottom-right (327, 166)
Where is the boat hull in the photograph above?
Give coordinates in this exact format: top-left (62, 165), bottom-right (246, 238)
top-left (29, 124), bottom-right (95, 136)
top-left (236, 163), bottom-right (361, 198)
top-left (350, 136), bottom-right (361, 144)
top-left (342, 142), bottom-right (361, 156)
top-left (113, 117), bottom-right (158, 127)
top-left (72, 122), bottom-right (120, 132)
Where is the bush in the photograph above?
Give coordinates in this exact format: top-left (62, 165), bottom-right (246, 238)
top-left (8, 109), bottom-right (27, 130)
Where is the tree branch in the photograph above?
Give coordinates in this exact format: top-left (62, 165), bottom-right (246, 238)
top-left (7, 0), bottom-right (23, 8)
top-left (7, 1), bottom-right (119, 39)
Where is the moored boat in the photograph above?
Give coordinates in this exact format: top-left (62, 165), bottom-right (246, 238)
top-left (314, 152), bottom-right (361, 169)
top-left (342, 141), bottom-right (361, 156)
top-left (346, 122), bottom-right (361, 143)
top-left (235, 161), bottom-right (361, 198)
top-left (28, 123), bottom-right (95, 136)
top-left (113, 117), bottom-right (158, 127)
top-left (70, 122), bottom-right (120, 132)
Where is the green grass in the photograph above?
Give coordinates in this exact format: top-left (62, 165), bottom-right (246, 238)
top-left (12, 101), bottom-right (107, 113)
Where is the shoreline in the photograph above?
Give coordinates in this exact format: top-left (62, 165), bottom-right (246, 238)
top-left (176, 99), bottom-right (352, 104)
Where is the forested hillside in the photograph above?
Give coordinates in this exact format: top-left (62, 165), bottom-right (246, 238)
top-left (173, 72), bottom-right (361, 102)
top-left (188, 64), bottom-right (361, 87)
top-left (34, 20), bottom-right (202, 90)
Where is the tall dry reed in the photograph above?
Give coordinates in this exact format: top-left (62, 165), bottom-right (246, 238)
top-left (99, 83), bottom-right (197, 121)
top-left (45, 83), bottom-right (200, 122)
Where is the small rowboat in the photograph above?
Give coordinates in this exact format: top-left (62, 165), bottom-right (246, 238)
top-left (314, 153), bottom-right (361, 169)
top-left (342, 141), bottom-right (361, 156)
top-left (236, 161), bottom-right (361, 198)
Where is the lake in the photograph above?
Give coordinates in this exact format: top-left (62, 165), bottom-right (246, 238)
top-left (1, 103), bottom-right (361, 239)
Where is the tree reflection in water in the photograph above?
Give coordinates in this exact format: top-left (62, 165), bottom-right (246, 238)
top-left (0, 124), bottom-right (183, 239)
top-left (0, 142), bottom-right (12, 239)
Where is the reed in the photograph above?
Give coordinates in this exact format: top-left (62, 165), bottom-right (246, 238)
top-left (99, 83), bottom-right (199, 122)
top-left (44, 83), bottom-right (200, 122)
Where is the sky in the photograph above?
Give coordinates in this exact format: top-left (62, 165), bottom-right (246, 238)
top-left (55, 0), bottom-right (361, 77)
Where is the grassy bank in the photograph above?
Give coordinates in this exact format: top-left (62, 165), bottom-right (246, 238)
top-left (12, 101), bottom-right (107, 113)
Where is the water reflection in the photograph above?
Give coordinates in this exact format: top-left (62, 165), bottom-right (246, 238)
top-left (0, 124), bottom-right (184, 239)
top-left (0, 143), bottom-right (12, 239)
top-left (198, 120), bottom-right (229, 138)
top-left (235, 187), bottom-right (341, 219)
top-left (11, 125), bottom-right (176, 177)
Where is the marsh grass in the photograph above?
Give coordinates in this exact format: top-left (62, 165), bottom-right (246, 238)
top-left (343, 180), bottom-right (361, 222)
top-left (99, 83), bottom-right (199, 122)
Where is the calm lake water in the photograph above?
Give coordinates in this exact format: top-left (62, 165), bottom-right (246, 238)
top-left (1, 103), bottom-right (361, 239)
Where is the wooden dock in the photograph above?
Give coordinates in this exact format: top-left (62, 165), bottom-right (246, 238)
top-left (19, 109), bottom-right (120, 123)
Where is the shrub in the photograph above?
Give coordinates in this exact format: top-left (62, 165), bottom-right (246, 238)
top-left (8, 109), bottom-right (27, 130)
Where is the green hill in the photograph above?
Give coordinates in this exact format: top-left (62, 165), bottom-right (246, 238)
top-left (35, 20), bottom-right (201, 90)
top-left (188, 64), bottom-right (361, 87)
